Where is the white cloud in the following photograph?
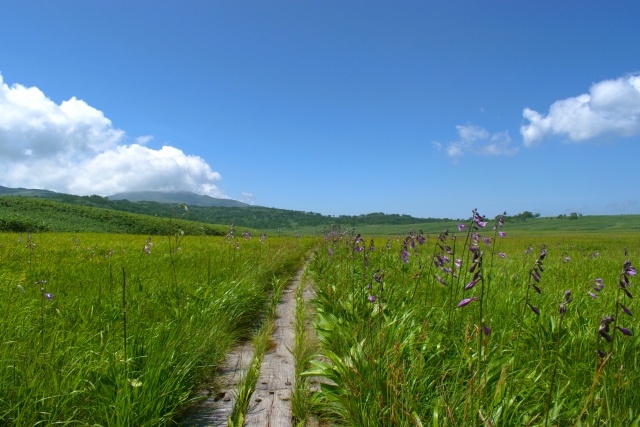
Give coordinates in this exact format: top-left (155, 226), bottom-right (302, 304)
top-left (521, 75), bottom-right (640, 146)
top-left (241, 192), bottom-right (255, 205)
top-left (438, 124), bottom-right (518, 162)
top-left (0, 74), bottom-right (227, 198)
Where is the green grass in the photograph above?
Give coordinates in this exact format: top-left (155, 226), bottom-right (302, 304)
top-left (0, 196), bottom-right (236, 235)
top-left (273, 214), bottom-right (640, 236)
top-left (303, 228), bottom-right (640, 426)
top-left (0, 231), bottom-right (317, 426)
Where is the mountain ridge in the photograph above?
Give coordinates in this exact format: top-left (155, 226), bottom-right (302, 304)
top-left (107, 190), bottom-right (251, 208)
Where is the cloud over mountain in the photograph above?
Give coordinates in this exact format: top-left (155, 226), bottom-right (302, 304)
top-left (521, 75), bottom-right (640, 146)
top-left (0, 74), bottom-right (226, 198)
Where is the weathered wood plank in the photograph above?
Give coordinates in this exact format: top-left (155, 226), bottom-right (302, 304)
top-left (182, 343), bottom-right (254, 427)
top-left (243, 270), bottom-right (301, 427)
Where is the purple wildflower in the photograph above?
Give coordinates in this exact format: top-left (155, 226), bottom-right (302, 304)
top-left (457, 297), bottom-right (479, 308)
top-left (457, 223), bottom-right (465, 232)
top-left (588, 292), bottom-right (597, 298)
top-left (436, 275), bottom-right (447, 286)
top-left (368, 295), bottom-right (376, 303)
top-left (498, 253), bottom-right (506, 258)
top-left (616, 326), bottom-right (633, 336)
top-left (482, 325), bottom-right (491, 336)
top-left (464, 279), bottom-right (479, 291)
top-left (401, 251), bottom-right (410, 263)
top-left (621, 304), bottom-right (632, 316)
top-left (498, 231), bottom-right (506, 238)
top-left (482, 237), bottom-right (491, 246)
top-left (527, 303), bottom-right (540, 315)
top-left (455, 259), bottom-right (462, 268)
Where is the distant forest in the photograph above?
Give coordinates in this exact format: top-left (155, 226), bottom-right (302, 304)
top-left (11, 193), bottom-right (447, 229)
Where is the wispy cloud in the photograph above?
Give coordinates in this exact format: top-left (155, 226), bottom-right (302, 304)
top-left (606, 200), bottom-right (638, 213)
top-left (521, 74), bottom-right (640, 146)
top-left (434, 124), bottom-right (517, 162)
top-left (0, 74), bottom-right (227, 198)
top-left (241, 192), bottom-right (255, 205)
top-left (136, 135), bottom-right (154, 145)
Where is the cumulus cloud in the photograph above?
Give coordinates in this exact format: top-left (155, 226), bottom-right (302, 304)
top-left (0, 75), bottom-right (227, 198)
top-left (521, 75), bottom-right (640, 146)
top-left (434, 124), bottom-right (518, 162)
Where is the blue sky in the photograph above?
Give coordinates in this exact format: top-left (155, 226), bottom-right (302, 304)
top-left (1, 1), bottom-right (639, 219)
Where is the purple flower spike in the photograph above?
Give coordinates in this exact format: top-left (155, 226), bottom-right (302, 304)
top-left (457, 223), bottom-right (465, 232)
top-left (455, 259), bottom-right (462, 268)
top-left (621, 304), bottom-right (632, 316)
top-left (464, 279), bottom-right (479, 291)
top-left (498, 231), bottom-right (506, 238)
top-left (616, 326), bottom-right (633, 336)
top-left (477, 221), bottom-right (487, 228)
top-left (457, 297), bottom-right (479, 308)
top-left (482, 237), bottom-right (491, 246)
top-left (527, 303), bottom-right (540, 315)
top-left (498, 253), bottom-right (506, 258)
top-left (368, 295), bottom-right (376, 303)
top-left (482, 325), bottom-right (491, 336)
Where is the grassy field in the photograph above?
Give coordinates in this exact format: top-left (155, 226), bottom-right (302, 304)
top-left (0, 231), bottom-right (316, 426)
top-left (302, 219), bottom-right (640, 426)
top-left (270, 214), bottom-right (640, 236)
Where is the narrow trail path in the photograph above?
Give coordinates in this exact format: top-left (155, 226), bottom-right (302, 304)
top-left (243, 268), bottom-right (302, 426)
top-left (182, 343), bottom-right (255, 427)
top-left (182, 263), bottom-right (308, 427)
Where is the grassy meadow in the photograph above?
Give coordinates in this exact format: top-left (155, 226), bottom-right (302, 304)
top-left (0, 231), bottom-right (316, 426)
top-left (302, 220), bottom-right (640, 426)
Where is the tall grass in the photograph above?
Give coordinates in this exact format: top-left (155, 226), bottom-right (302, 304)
top-left (0, 232), bottom-right (316, 426)
top-left (305, 228), bottom-right (640, 426)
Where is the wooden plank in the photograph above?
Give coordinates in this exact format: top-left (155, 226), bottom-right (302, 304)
top-left (182, 343), bottom-right (254, 427)
top-left (243, 270), bottom-right (301, 427)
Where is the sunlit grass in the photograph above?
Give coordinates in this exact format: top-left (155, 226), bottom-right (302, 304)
top-left (304, 228), bottom-right (640, 426)
top-left (0, 232), bottom-right (316, 426)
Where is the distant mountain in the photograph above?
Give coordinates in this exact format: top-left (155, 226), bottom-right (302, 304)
top-left (107, 191), bottom-right (251, 208)
top-left (0, 185), bottom-right (62, 197)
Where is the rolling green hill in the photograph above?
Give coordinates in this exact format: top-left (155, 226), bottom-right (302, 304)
top-left (0, 186), bottom-right (444, 229)
top-left (0, 196), bottom-right (231, 235)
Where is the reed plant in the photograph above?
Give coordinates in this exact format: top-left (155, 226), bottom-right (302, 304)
top-left (304, 225), bottom-right (640, 426)
top-left (0, 231), bottom-right (316, 426)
